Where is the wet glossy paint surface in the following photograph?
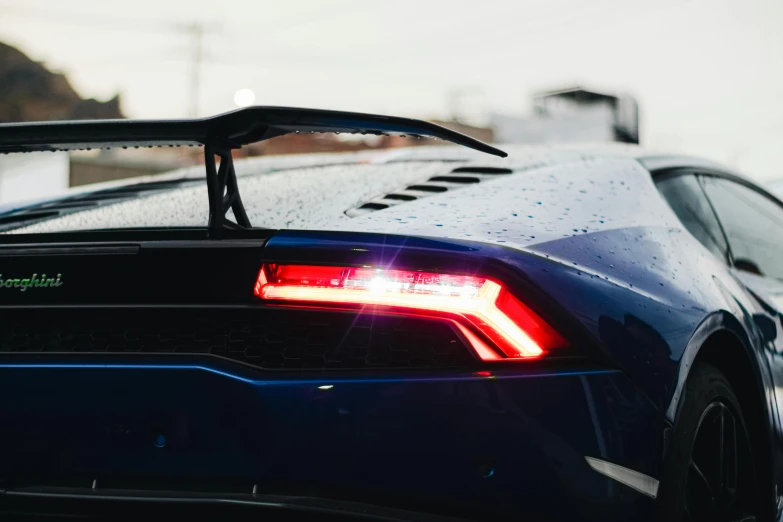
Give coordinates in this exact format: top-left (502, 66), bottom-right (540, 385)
top-left (0, 361), bottom-right (664, 521)
top-left (259, 224), bottom-right (783, 518)
top-left (7, 144), bottom-right (659, 239)
top-left (2, 143), bottom-right (782, 519)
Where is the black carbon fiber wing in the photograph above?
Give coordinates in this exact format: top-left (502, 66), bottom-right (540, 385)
top-left (0, 106), bottom-right (507, 234)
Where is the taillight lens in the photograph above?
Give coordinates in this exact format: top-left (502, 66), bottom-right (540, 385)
top-left (254, 264), bottom-right (567, 360)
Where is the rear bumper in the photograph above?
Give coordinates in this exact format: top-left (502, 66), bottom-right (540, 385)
top-left (0, 357), bottom-right (665, 521)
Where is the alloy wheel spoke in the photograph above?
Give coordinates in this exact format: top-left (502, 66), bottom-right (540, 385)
top-left (717, 404), bottom-right (725, 492)
top-left (688, 460), bottom-right (716, 515)
top-left (721, 405), bottom-right (738, 511)
top-left (686, 400), bottom-right (753, 521)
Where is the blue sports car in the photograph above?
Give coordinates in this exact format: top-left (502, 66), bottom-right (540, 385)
top-left (0, 107), bottom-right (781, 522)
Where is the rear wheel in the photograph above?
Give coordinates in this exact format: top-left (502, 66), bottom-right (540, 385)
top-left (658, 363), bottom-right (759, 522)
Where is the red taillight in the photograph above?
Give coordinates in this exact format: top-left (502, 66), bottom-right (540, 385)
top-left (254, 264), bottom-right (567, 361)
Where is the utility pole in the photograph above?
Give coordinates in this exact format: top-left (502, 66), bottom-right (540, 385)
top-left (186, 22), bottom-right (205, 118)
top-left (448, 88), bottom-right (464, 123)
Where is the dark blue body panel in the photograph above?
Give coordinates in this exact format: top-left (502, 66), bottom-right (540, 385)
top-left (0, 361), bottom-right (663, 521)
top-left (261, 227), bottom-right (767, 415)
top-left (1, 224), bottom-right (780, 520)
top-left (258, 228), bottom-right (783, 517)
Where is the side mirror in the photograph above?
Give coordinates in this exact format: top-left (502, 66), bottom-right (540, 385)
top-left (753, 314), bottom-right (778, 344)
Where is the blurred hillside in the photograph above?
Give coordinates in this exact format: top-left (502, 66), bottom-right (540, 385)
top-left (0, 41), bottom-right (123, 123)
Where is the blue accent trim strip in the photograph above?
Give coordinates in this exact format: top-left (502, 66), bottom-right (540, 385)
top-left (0, 363), bottom-right (619, 386)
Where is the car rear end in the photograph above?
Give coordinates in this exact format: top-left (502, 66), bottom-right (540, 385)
top-left (0, 112), bottom-right (669, 521)
top-left (0, 225), bottom-right (665, 522)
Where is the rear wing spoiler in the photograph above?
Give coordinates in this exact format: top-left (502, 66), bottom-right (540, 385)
top-left (0, 106), bottom-right (507, 235)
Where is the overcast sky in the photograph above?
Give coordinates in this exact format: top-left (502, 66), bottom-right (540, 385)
top-left (1, 0), bottom-right (781, 180)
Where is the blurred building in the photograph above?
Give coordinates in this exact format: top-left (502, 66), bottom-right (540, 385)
top-left (431, 120), bottom-right (494, 144)
top-left (491, 87), bottom-right (640, 145)
top-left (244, 120), bottom-right (493, 157)
top-left (69, 149), bottom-right (188, 187)
top-left (245, 133), bottom-right (380, 157)
top-left (0, 152), bottom-right (69, 205)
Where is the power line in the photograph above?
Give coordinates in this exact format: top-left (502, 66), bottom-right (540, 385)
top-left (1, 5), bottom-right (176, 34)
top-left (0, 4), bottom-right (363, 117)
top-left (0, 2), bottom-right (366, 37)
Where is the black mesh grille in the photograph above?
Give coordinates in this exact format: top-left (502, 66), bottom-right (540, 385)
top-left (0, 308), bottom-right (476, 370)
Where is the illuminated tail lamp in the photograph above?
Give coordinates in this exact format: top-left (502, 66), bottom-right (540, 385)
top-left (254, 264), bottom-right (568, 361)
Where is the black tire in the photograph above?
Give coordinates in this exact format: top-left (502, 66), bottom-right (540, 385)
top-left (657, 362), bottom-right (759, 522)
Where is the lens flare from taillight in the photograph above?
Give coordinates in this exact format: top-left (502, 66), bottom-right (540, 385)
top-left (254, 264), bottom-right (567, 360)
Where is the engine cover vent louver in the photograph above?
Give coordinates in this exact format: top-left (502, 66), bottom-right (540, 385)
top-left (427, 176), bottom-right (481, 184)
top-left (345, 165), bottom-right (514, 217)
top-left (382, 194), bottom-right (417, 201)
top-left (405, 184), bottom-right (449, 193)
top-left (451, 166), bottom-right (513, 175)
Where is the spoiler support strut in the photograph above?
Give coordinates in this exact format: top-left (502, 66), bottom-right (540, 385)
top-left (204, 143), bottom-right (250, 235)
